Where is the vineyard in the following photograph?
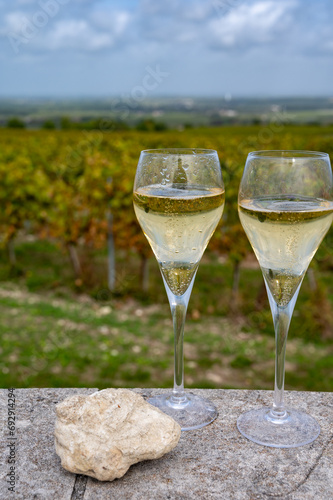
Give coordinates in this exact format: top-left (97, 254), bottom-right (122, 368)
top-left (1, 125), bottom-right (333, 287)
top-left (0, 125), bottom-right (333, 389)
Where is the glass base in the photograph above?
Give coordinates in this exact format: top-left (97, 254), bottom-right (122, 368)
top-left (148, 392), bottom-right (218, 431)
top-left (237, 407), bottom-right (320, 448)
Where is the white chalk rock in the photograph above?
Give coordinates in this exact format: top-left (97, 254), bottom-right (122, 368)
top-left (54, 389), bottom-right (181, 481)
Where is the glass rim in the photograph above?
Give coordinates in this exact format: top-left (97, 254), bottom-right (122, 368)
top-left (140, 148), bottom-right (217, 155)
top-left (248, 150), bottom-right (329, 159)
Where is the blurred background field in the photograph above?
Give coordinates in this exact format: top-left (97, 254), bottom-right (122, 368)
top-left (0, 123), bottom-right (332, 392)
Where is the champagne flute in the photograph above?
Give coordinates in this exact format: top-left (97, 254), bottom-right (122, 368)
top-left (133, 149), bottom-right (225, 430)
top-left (237, 150), bottom-right (333, 447)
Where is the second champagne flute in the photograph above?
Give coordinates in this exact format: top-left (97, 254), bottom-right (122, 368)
top-left (133, 149), bottom-right (225, 430)
top-left (237, 150), bottom-right (333, 447)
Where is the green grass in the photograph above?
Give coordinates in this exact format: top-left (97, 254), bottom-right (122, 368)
top-left (0, 238), bottom-right (332, 391)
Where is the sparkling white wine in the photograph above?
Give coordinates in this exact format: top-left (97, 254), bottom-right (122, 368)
top-left (134, 184), bottom-right (224, 296)
top-left (239, 195), bottom-right (333, 307)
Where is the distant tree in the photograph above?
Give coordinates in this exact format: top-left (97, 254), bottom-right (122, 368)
top-left (42, 120), bottom-right (56, 130)
top-left (60, 116), bottom-right (73, 130)
top-left (7, 117), bottom-right (25, 129)
top-left (78, 119), bottom-right (129, 131)
top-left (154, 121), bottom-right (168, 131)
top-left (60, 117), bottom-right (130, 131)
top-left (136, 119), bottom-right (167, 131)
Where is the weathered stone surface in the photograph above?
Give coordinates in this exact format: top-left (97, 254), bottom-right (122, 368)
top-left (54, 388), bottom-right (181, 481)
top-left (84, 389), bottom-right (333, 500)
top-left (0, 388), bottom-right (332, 499)
top-left (0, 388), bottom-right (97, 500)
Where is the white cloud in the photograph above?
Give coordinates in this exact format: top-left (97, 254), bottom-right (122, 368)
top-left (183, 4), bottom-right (211, 22)
top-left (91, 10), bottom-right (131, 35)
top-left (1, 11), bottom-right (28, 34)
top-left (0, 5), bottom-right (132, 53)
top-left (44, 19), bottom-right (113, 51)
top-left (41, 8), bottom-right (131, 52)
top-left (1, 0), bottom-right (333, 96)
top-left (209, 1), bottom-right (296, 49)
top-left (0, 0), bottom-right (332, 60)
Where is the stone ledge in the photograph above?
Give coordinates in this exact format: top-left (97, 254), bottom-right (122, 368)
top-left (0, 388), bottom-right (332, 499)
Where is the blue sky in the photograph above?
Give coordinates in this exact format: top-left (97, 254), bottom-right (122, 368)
top-left (0, 0), bottom-right (332, 97)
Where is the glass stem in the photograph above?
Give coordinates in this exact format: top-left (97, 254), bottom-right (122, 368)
top-left (265, 279), bottom-right (302, 420)
top-left (272, 305), bottom-right (290, 416)
top-left (162, 273), bottom-right (196, 406)
top-left (171, 299), bottom-right (187, 403)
